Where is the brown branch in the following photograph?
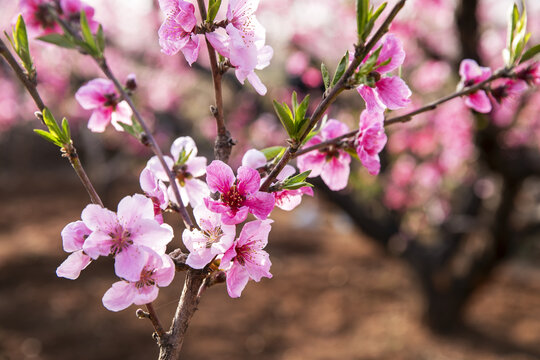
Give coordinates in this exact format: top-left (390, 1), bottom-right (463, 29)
top-left (145, 303), bottom-right (166, 339)
top-left (259, 0), bottom-right (408, 191)
top-left (0, 38), bottom-right (103, 207)
top-left (196, 0), bottom-right (233, 162)
top-left (158, 269), bottom-right (206, 360)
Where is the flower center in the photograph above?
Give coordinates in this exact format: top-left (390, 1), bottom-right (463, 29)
top-left (321, 145), bottom-right (340, 160)
top-left (174, 165), bottom-right (192, 186)
top-left (203, 227), bottom-right (224, 248)
top-left (103, 92), bottom-right (119, 107)
top-left (135, 267), bottom-right (155, 289)
top-left (109, 226), bottom-right (133, 256)
top-left (36, 4), bottom-right (58, 29)
top-left (221, 185), bottom-right (245, 210)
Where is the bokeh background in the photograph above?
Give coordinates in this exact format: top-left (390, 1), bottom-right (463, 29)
top-left (2, 0), bottom-right (540, 359)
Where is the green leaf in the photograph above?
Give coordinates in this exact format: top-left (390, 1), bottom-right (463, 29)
top-left (96, 25), bottom-right (105, 53)
top-left (207, 0), bottom-right (222, 22)
top-left (118, 122), bottom-right (141, 139)
top-left (363, 2), bottom-right (387, 41)
top-left (291, 91), bottom-right (298, 112)
top-left (331, 51), bottom-right (349, 87)
top-left (273, 100), bottom-right (295, 137)
top-left (61, 117), bottom-right (71, 142)
top-left (357, 0), bottom-right (369, 41)
top-left (261, 146), bottom-right (285, 160)
top-left (321, 63), bottom-right (330, 91)
top-left (80, 10), bottom-right (98, 56)
top-left (37, 34), bottom-right (76, 48)
top-left (294, 94), bottom-right (311, 135)
top-left (13, 15), bottom-right (34, 75)
top-left (34, 129), bottom-right (63, 147)
top-left (520, 44), bottom-right (540, 63)
top-left (285, 170), bottom-right (312, 184)
top-left (42, 108), bottom-right (63, 140)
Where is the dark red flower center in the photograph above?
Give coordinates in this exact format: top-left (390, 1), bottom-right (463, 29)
top-left (109, 226), bottom-right (133, 256)
top-left (135, 268), bottom-right (155, 289)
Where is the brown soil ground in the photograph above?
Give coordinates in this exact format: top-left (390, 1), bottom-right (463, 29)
top-left (1, 170), bottom-right (540, 360)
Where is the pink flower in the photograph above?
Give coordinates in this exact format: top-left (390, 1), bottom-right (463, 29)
top-left (241, 149), bottom-right (313, 211)
top-left (20, 0), bottom-right (61, 35)
top-left (516, 61), bottom-right (540, 86)
top-left (357, 34), bottom-right (412, 113)
top-left (102, 250), bottom-right (175, 312)
top-left (75, 78), bottom-right (133, 133)
top-left (458, 59), bottom-right (492, 113)
top-left (355, 110), bottom-right (387, 175)
top-left (204, 160), bottom-right (275, 225)
top-left (221, 219), bottom-right (273, 298)
top-left (297, 119), bottom-right (351, 191)
top-left (182, 205), bottom-right (236, 269)
top-left (81, 194), bottom-right (174, 282)
top-left (147, 136), bottom-right (209, 207)
top-left (56, 221), bottom-right (92, 279)
top-left (139, 167), bottom-right (169, 224)
top-left (206, 0), bottom-right (273, 95)
top-left (158, 0), bottom-right (200, 65)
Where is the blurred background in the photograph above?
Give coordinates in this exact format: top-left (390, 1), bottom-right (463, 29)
top-left (2, 0), bottom-right (540, 359)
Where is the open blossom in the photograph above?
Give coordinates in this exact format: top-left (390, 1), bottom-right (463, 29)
top-left (221, 219), bottom-right (273, 298)
top-left (102, 250), bottom-right (175, 312)
top-left (81, 194), bottom-right (174, 282)
top-left (297, 119), bottom-right (351, 191)
top-left (357, 34), bottom-right (411, 113)
top-left (158, 0), bottom-right (200, 65)
top-left (204, 160), bottom-right (275, 225)
top-left (182, 205), bottom-right (236, 269)
top-left (458, 59), bottom-right (492, 113)
top-left (147, 136), bottom-right (209, 207)
top-left (139, 167), bottom-right (169, 224)
top-left (19, 0), bottom-right (98, 36)
top-left (241, 150), bottom-right (313, 211)
top-left (75, 78), bottom-right (133, 133)
top-left (56, 221), bottom-right (92, 280)
top-left (206, 0), bottom-right (273, 95)
top-left (356, 110), bottom-right (387, 175)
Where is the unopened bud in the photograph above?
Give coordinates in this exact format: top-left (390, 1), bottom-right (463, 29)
top-left (125, 73), bottom-right (137, 92)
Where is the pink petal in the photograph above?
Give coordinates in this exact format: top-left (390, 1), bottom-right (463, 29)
top-left (376, 34), bottom-right (406, 73)
top-left (133, 285), bottom-right (160, 305)
top-left (244, 250), bottom-right (272, 282)
top-left (276, 165), bottom-right (296, 181)
top-left (102, 281), bottom-right (136, 312)
top-left (131, 221), bottom-right (174, 253)
top-left (321, 155), bottom-right (351, 191)
top-left (237, 166), bottom-right (261, 195)
top-left (226, 262), bottom-right (250, 298)
top-left (246, 71), bottom-right (267, 95)
top-left (459, 59), bottom-right (491, 82)
top-left (56, 251), bottom-right (92, 280)
top-left (110, 101), bottom-right (133, 131)
top-left (184, 178), bottom-right (210, 207)
top-left (296, 151), bottom-right (326, 178)
top-left (146, 155), bottom-right (174, 182)
top-left (237, 219), bottom-right (273, 249)
top-left (245, 192), bottom-right (275, 219)
top-left (221, 206), bottom-right (250, 225)
top-left (81, 204), bottom-right (117, 232)
top-left (61, 220), bottom-right (91, 252)
top-left (154, 255), bottom-right (176, 287)
top-left (175, 0), bottom-right (197, 32)
top-left (204, 198), bottom-right (230, 214)
top-left (206, 31), bottom-right (231, 58)
top-left (242, 149), bottom-right (267, 169)
top-left (82, 231), bottom-right (114, 259)
top-left (186, 156), bottom-right (207, 178)
top-left (181, 34), bottom-right (201, 66)
top-left (321, 119), bottom-right (349, 139)
top-left (114, 246), bottom-right (148, 282)
top-left (206, 160), bottom-right (235, 193)
top-left (375, 76), bottom-right (412, 110)
top-left (87, 107), bottom-right (112, 133)
top-left (193, 204), bottom-right (222, 231)
top-left (465, 91), bottom-right (492, 113)
top-left (359, 150), bottom-right (382, 175)
top-left (358, 85), bottom-right (385, 113)
top-left (75, 79), bottom-right (113, 110)
top-left (117, 194), bottom-right (155, 226)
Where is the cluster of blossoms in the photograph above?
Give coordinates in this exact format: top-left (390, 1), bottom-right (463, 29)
top-left (20, 0), bottom-right (98, 36)
top-left (158, 0), bottom-right (272, 95)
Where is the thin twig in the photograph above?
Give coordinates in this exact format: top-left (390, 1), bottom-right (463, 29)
top-left (0, 38), bottom-right (104, 207)
top-left (196, 0), bottom-right (233, 162)
top-left (259, 0), bottom-right (407, 191)
top-left (145, 303), bottom-right (166, 339)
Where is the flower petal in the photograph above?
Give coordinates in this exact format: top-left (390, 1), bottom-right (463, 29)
top-left (102, 281), bottom-right (136, 312)
top-left (56, 251), bottom-right (92, 280)
top-left (206, 160), bottom-right (235, 193)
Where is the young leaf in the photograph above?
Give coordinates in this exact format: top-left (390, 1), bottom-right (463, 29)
top-left (357, 0), bottom-right (369, 40)
top-left (331, 51), bottom-right (349, 87)
top-left (207, 0), bottom-right (222, 22)
top-left (118, 122), bottom-right (141, 139)
top-left (42, 108), bottom-right (64, 140)
top-left (273, 100), bottom-right (296, 137)
top-left (34, 129), bottom-right (63, 147)
top-left (363, 2), bottom-right (387, 41)
top-left (261, 146), bottom-right (285, 160)
top-left (294, 94), bottom-right (311, 135)
top-left (80, 10), bottom-right (98, 56)
top-left (283, 170), bottom-right (312, 185)
top-left (520, 44), bottom-right (540, 63)
top-left (282, 181), bottom-right (314, 190)
top-left (61, 118), bottom-right (71, 142)
top-left (37, 34), bottom-right (76, 49)
top-left (13, 15), bottom-right (33, 75)
top-left (321, 63), bottom-right (330, 91)
top-left (96, 25), bottom-right (105, 53)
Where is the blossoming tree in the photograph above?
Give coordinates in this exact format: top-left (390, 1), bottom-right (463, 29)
top-left (1, 0), bottom-right (539, 358)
